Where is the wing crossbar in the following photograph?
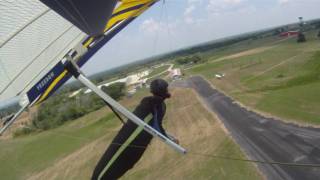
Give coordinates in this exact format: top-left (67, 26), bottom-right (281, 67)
top-left (64, 58), bottom-right (187, 154)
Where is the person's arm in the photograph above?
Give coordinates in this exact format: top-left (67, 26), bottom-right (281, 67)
top-left (156, 104), bottom-right (179, 144)
top-left (157, 117), bottom-right (168, 137)
top-left (166, 133), bottom-right (180, 144)
top-left (157, 118), bottom-right (179, 144)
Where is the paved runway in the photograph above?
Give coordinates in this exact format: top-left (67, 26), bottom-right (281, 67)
top-left (178, 76), bottom-right (320, 180)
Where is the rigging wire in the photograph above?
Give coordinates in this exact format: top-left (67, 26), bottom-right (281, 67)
top-left (106, 142), bottom-right (320, 168)
top-left (4, 0), bottom-right (320, 173)
top-left (4, 124), bottom-right (320, 176)
top-left (103, 101), bottom-right (126, 124)
top-left (188, 152), bottom-right (320, 168)
top-left (19, 125), bottom-right (320, 169)
top-left (163, 1), bottom-right (173, 53)
top-left (150, 0), bottom-right (165, 57)
top-left (20, 125), bottom-right (118, 142)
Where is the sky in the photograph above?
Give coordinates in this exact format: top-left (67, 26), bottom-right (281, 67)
top-left (1, 0), bottom-right (319, 108)
top-left (82, 0), bottom-right (320, 74)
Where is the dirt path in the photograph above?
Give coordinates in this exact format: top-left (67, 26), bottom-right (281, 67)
top-left (185, 37), bottom-right (292, 71)
top-left (211, 46), bottom-right (275, 63)
top-left (244, 53), bottom-right (302, 82)
top-left (184, 46), bottom-right (275, 71)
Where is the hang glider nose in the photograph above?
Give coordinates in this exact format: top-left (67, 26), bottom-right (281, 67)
top-left (40, 0), bottom-right (118, 36)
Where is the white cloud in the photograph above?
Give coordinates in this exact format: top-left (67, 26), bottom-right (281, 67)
top-left (84, 0), bottom-right (320, 74)
top-left (184, 4), bottom-right (195, 16)
top-left (140, 18), bottom-right (162, 34)
top-left (139, 17), bottom-right (179, 37)
top-left (184, 0), bottom-right (202, 24)
top-left (223, 0), bottom-right (244, 5)
top-left (184, 16), bottom-right (195, 24)
top-left (184, 4), bottom-right (196, 24)
top-left (278, 0), bottom-right (290, 5)
top-left (237, 5), bottom-right (257, 14)
top-left (187, 0), bottom-right (203, 4)
top-left (206, 0), bottom-right (246, 15)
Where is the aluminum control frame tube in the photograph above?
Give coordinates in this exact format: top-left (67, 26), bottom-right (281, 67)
top-left (64, 59), bottom-right (187, 154)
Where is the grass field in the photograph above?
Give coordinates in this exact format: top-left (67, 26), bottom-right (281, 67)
top-left (187, 30), bottom-right (320, 125)
top-left (122, 89), bottom-right (261, 180)
top-left (0, 88), bottom-right (261, 180)
top-left (0, 109), bottom-right (118, 180)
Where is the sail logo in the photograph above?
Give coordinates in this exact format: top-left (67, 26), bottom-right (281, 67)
top-left (36, 72), bottom-right (55, 91)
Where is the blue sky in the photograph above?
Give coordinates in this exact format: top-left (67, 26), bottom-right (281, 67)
top-left (82, 0), bottom-right (320, 74)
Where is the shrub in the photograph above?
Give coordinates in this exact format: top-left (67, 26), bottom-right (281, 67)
top-left (13, 127), bottom-right (35, 137)
top-left (101, 82), bottom-right (126, 101)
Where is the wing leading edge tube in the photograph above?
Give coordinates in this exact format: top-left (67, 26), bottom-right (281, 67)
top-left (0, 0), bottom-right (158, 135)
top-left (27, 0), bottom-right (158, 105)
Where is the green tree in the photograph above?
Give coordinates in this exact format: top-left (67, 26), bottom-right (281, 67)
top-left (101, 82), bottom-right (126, 101)
top-left (175, 55), bottom-right (204, 65)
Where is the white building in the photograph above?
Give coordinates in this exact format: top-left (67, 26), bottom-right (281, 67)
top-left (169, 68), bottom-right (182, 80)
top-left (137, 70), bottom-right (150, 78)
top-left (126, 75), bottom-right (140, 86)
top-left (84, 78), bottom-right (127, 94)
top-left (126, 70), bottom-right (150, 86)
top-left (101, 78), bottom-right (127, 87)
top-left (83, 70), bottom-right (150, 95)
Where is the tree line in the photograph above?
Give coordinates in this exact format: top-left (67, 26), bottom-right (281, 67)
top-left (175, 55), bottom-right (206, 65)
top-left (14, 82), bottom-right (126, 136)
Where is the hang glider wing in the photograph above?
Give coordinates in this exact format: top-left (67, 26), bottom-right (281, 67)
top-left (27, 0), bottom-right (158, 105)
top-left (0, 0), bottom-right (86, 102)
top-left (0, 0), bottom-right (187, 155)
top-left (0, 0), bottom-right (157, 104)
top-left (39, 0), bottom-right (118, 36)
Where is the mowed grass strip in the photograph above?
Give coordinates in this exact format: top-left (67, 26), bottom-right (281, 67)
top-left (121, 88), bottom-right (262, 180)
top-left (187, 30), bottom-right (320, 125)
top-left (21, 89), bottom-right (262, 180)
top-left (0, 108), bottom-right (120, 180)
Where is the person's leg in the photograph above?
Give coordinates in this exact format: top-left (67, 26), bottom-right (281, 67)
top-left (100, 132), bottom-right (152, 179)
top-left (91, 122), bottom-right (137, 180)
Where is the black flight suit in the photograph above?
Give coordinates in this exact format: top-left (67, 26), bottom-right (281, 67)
top-left (91, 96), bottom-right (168, 180)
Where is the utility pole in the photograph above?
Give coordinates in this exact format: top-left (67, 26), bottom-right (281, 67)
top-left (299, 17), bottom-right (304, 30)
top-left (297, 17), bottom-right (306, 43)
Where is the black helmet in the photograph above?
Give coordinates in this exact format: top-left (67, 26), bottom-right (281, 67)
top-left (150, 79), bottom-right (171, 98)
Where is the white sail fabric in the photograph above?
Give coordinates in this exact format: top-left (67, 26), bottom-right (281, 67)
top-left (0, 0), bottom-right (86, 102)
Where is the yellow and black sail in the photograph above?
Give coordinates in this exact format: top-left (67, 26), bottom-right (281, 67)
top-left (27, 0), bottom-right (158, 105)
top-left (39, 0), bottom-right (118, 36)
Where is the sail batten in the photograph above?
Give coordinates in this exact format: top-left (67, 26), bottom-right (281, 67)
top-left (0, 9), bottom-right (86, 101)
top-left (27, 0), bottom-right (158, 105)
top-left (0, 0), bottom-right (158, 104)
